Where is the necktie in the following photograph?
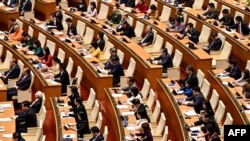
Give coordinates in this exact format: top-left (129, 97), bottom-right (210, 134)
top-left (208, 41), bottom-right (214, 49)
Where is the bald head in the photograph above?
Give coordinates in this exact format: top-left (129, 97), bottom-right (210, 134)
top-left (14, 25), bottom-right (20, 32)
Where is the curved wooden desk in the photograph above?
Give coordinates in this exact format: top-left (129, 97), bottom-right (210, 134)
top-left (34, 0), bottom-right (56, 21)
top-left (0, 5), bottom-right (19, 30)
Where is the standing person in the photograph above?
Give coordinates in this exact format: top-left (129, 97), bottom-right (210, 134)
top-left (54, 63), bottom-right (70, 94)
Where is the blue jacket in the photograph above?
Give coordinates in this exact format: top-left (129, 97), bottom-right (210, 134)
top-left (16, 74), bottom-right (31, 90)
top-left (180, 86), bottom-right (193, 97)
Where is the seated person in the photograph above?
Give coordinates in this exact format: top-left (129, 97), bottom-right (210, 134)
top-left (0, 59), bottom-right (20, 84)
top-left (31, 39), bottom-right (45, 57)
top-left (167, 17), bottom-right (185, 34)
top-left (147, 4), bottom-right (159, 19)
top-left (170, 8), bottom-right (184, 25)
top-left (219, 9), bottom-right (234, 27)
top-left (230, 16), bottom-right (250, 36)
top-left (12, 132), bottom-right (25, 141)
top-left (202, 3), bottom-right (218, 19)
top-left (179, 86), bottom-right (205, 114)
top-left (68, 112), bottom-right (90, 138)
top-left (133, 112), bottom-right (150, 131)
top-left (4, 0), bottom-right (19, 7)
top-left (7, 18), bottom-right (18, 34)
top-left (39, 47), bottom-right (53, 67)
top-left (97, 32), bottom-right (105, 51)
top-left (116, 14), bottom-right (130, 31)
top-left (179, 65), bottom-right (199, 88)
top-left (18, 0), bottom-right (32, 16)
top-left (116, 21), bottom-right (136, 38)
top-left (49, 57), bottom-right (61, 74)
top-left (7, 68), bottom-right (31, 101)
top-left (182, 0), bottom-right (194, 8)
top-left (179, 79), bottom-right (193, 97)
top-left (130, 122), bottom-right (153, 141)
top-left (119, 0), bottom-right (135, 8)
top-left (68, 86), bottom-right (80, 107)
top-left (65, 18), bottom-right (78, 38)
top-left (150, 48), bottom-right (173, 73)
top-left (89, 126), bottom-right (104, 141)
top-left (126, 87), bottom-right (142, 105)
top-left (224, 58), bottom-right (241, 80)
top-left (46, 13), bottom-right (64, 31)
top-left (54, 63), bottom-right (70, 94)
top-left (104, 48), bottom-right (118, 69)
top-left (9, 25), bottom-right (23, 41)
top-left (75, 0), bottom-right (87, 12)
top-left (108, 4), bottom-right (122, 24)
top-left (121, 76), bottom-right (137, 94)
top-left (69, 97), bottom-right (88, 122)
top-left (88, 41), bottom-right (101, 59)
top-left (134, 0), bottom-right (148, 13)
top-left (20, 32), bottom-right (33, 48)
top-left (106, 56), bottom-right (124, 87)
top-left (138, 25), bottom-right (154, 46)
top-left (232, 69), bottom-right (250, 87)
top-left (182, 23), bottom-right (200, 43)
top-left (30, 91), bottom-right (43, 113)
top-left (203, 33), bottom-right (222, 54)
top-left (83, 1), bottom-right (97, 17)
top-left (243, 79), bottom-right (250, 98)
top-left (132, 99), bottom-right (150, 121)
top-left (15, 101), bottom-right (37, 133)
top-left (55, 5), bottom-right (63, 22)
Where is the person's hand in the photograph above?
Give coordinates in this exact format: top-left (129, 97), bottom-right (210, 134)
top-left (187, 33), bottom-right (191, 37)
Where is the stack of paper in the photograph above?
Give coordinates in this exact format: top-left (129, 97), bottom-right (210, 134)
top-left (121, 112), bottom-right (135, 116)
top-left (116, 105), bottom-right (128, 109)
top-left (3, 134), bottom-right (12, 138)
top-left (0, 118), bottom-right (11, 121)
top-left (184, 110), bottom-right (198, 117)
top-left (0, 104), bottom-right (11, 108)
top-left (111, 94), bottom-right (123, 97)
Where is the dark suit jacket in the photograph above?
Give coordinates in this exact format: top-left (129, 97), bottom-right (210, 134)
top-left (47, 20), bottom-right (64, 31)
top-left (98, 39), bottom-right (105, 51)
top-left (55, 11), bottom-right (63, 22)
top-left (140, 31), bottom-right (154, 45)
top-left (54, 70), bottom-right (70, 93)
top-left (154, 54), bottom-right (173, 73)
top-left (194, 118), bottom-right (220, 135)
top-left (75, 2), bottom-right (87, 12)
top-left (77, 114), bottom-right (90, 137)
top-left (16, 74), bottom-right (31, 90)
top-left (184, 73), bottom-right (199, 88)
top-left (184, 29), bottom-right (200, 43)
top-left (120, 0), bottom-right (135, 8)
top-left (225, 65), bottom-right (241, 80)
top-left (202, 9), bottom-right (218, 19)
top-left (219, 15), bottom-right (235, 27)
top-left (135, 103), bottom-right (150, 122)
top-left (16, 108), bottom-right (37, 132)
top-left (4, 0), bottom-right (19, 7)
top-left (68, 92), bottom-right (80, 107)
top-left (67, 23), bottom-right (78, 36)
top-left (230, 22), bottom-right (250, 36)
top-left (19, 0), bottom-right (32, 11)
top-left (108, 62), bottom-right (125, 86)
top-left (186, 92), bottom-right (205, 114)
top-left (2, 64), bottom-right (20, 83)
top-left (31, 99), bottom-right (42, 113)
top-left (89, 134), bottom-right (104, 141)
top-left (69, 104), bottom-right (88, 123)
top-left (208, 37), bottom-right (222, 51)
top-left (117, 24), bottom-right (136, 38)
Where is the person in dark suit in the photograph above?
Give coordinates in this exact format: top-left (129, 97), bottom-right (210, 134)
top-left (20, 31), bottom-right (34, 49)
top-left (65, 18), bottom-right (78, 37)
top-left (119, 0), bottom-right (135, 8)
top-left (67, 86), bottom-right (80, 107)
top-left (4, 0), bottom-right (19, 7)
top-left (12, 132), bottom-right (25, 141)
top-left (69, 97), bottom-right (88, 123)
top-left (117, 21), bottom-right (136, 38)
top-left (7, 18), bottom-right (18, 34)
top-left (167, 17), bottom-right (185, 34)
top-left (219, 9), bottom-right (234, 27)
top-left (179, 65), bottom-right (199, 88)
top-left (180, 86), bottom-right (205, 114)
top-left (230, 16), bottom-right (250, 36)
top-left (202, 3), bottom-right (218, 19)
top-left (182, 23), bottom-right (200, 43)
top-left (75, 0), bottom-right (87, 12)
top-left (97, 32), bottom-right (105, 51)
top-left (15, 101), bottom-right (37, 133)
top-left (138, 26), bottom-right (154, 46)
top-left (106, 56), bottom-right (125, 87)
top-left (30, 91), bottom-right (43, 113)
top-left (18, 0), bottom-right (32, 15)
top-left (150, 48), bottom-right (173, 73)
top-left (104, 48), bottom-right (119, 69)
top-left (46, 13), bottom-right (64, 31)
top-left (7, 68), bottom-right (31, 101)
top-left (55, 5), bottom-right (63, 22)
top-left (54, 63), bottom-right (70, 94)
top-left (224, 58), bottom-right (241, 80)
top-left (89, 126), bottom-right (104, 141)
top-left (203, 33), bottom-right (222, 54)
top-left (132, 99), bottom-right (150, 122)
top-left (0, 59), bottom-right (20, 84)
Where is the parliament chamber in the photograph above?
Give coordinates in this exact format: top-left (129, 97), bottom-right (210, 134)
top-left (0, 0), bottom-right (250, 141)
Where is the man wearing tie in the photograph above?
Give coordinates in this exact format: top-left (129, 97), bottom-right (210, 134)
top-left (4, 0), bottom-right (19, 7)
top-left (18, 0), bottom-right (32, 16)
top-left (54, 63), bottom-right (70, 94)
top-left (89, 126), bottom-right (104, 141)
top-left (46, 13), bottom-right (64, 31)
top-left (203, 33), bottom-right (222, 54)
top-left (230, 16), bottom-right (250, 36)
top-left (138, 25), bottom-right (154, 47)
top-left (0, 59), bottom-right (20, 84)
top-left (65, 18), bottom-right (78, 37)
top-left (7, 68), bottom-right (31, 101)
top-left (218, 9), bottom-right (234, 27)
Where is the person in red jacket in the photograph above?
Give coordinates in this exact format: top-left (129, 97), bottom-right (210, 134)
top-left (134, 0), bottom-right (148, 13)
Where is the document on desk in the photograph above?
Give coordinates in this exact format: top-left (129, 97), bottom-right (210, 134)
top-left (126, 126), bottom-right (136, 131)
top-left (111, 94), bottom-right (123, 97)
top-left (184, 110), bottom-right (198, 117)
top-left (190, 126), bottom-right (201, 132)
top-left (121, 111), bottom-right (135, 116)
top-left (0, 118), bottom-right (11, 121)
top-left (84, 54), bottom-right (93, 58)
top-left (63, 134), bottom-right (76, 138)
top-left (0, 104), bottom-right (11, 108)
top-left (52, 31), bottom-right (64, 35)
top-left (116, 105), bottom-right (128, 109)
top-left (5, 7), bottom-right (15, 11)
top-left (3, 134), bottom-right (12, 138)
top-left (222, 81), bottom-right (229, 85)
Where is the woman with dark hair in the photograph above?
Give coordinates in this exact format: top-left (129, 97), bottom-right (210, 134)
top-left (75, 0), bottom-right (87, 12)
top-left (126, 86), bottom-right (142, 104)
top-left (232, 69), bottom-right (250, 86)
top-left (29, 39), bottom-right (44, 57)
top-left (39, 47), bottom-right (53, 67)
top-left (179, 79), bottom-right (193, 97)
top-left (12, 132), bottom-right (25, 141)
top-left (203, 100), bottom-right (214, 118)
top-left (68, 86), bottom-right (80, 107)
top-left (134, 111), bottom-right (150, 131)
top-left (133, 122), bottom-right (153, 141)
top-left (148, 4), bottom-right (159, 19)
top-left (49, 56), bottom-right (61, 74)
top-left (88, 41), bottom-right (101, 59)
top-left (83, 1), bottom-right (97, 17)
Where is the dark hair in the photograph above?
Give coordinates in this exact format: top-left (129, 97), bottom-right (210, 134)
top-left (141, 123), bottom-right (151, 132)
top-left (178, 8), bottom-right (183, 13)
top-left (65, 18), bottom-right (72, 23)
top-left (90, 126), bottom-right (100, 133)
top-left (185, 79), bottom-right (192, 86)
top-left (12, 59), bottom-right (17, 64)
top-left (98, 32), bottom-right (104, 39)
top-left (91, 41), bottom-right (99, 49)
top-left (122, 20), bottom-right (128, 25)
top-left (243, 69), bottom-right (250, 80)
top-left (59, 63), bottom-right (66, 70)
top-left (202, 112), bottom-right (210, 118)
top-left (212, 32), bottom-right (218, 38)
top-left (57, 5), bottom-right (62, 9)
top-left (33, 39), bottom-right (41, 47)
top-left (208, 3), bottom-right (215, 8)
top-left (75, 96), bottom-right (83, 104)
top-left (222, 9), bottom-right (229, 14)
top-left (187, 23), bottom-right (194, 28)
top-left (235, 16), bottom-right (243, 22)
top-left (9, 17), bottom-right (16, 22)
top-left (44, 47), bottom-right (51, 57)
top-left (53, 56), bottom-right (61, 63)
top-left (162, 48), bottom-right (168, 54)
top-left (132, 98), bottom-right (141, 105)
top-left (25, 68), bottom-right (31, 75)
top-left (131, 87), bottom-right (140, 97)
top-left (22, 100), bottom-right (31, 107)
top-left (193, 86), bottom-right (201, 93)
top-left (90, 1), bottom-right (96, 10)
top-left (128, 77), bottom-right (135, 83)
top-left (150, 4), bottom-right (157, 11)
top-left (22, 31), bottom-right (29, 37)
top-left (111, 56), bottom-right (119, 62)
top-left (228, 58), bottom-right (237, 66)
top-left (186, 65), bottom-right (194, 72)
top-left (115, 3), bottom-right (120, 8)
top-left (71, 86), bottom-right (78, 94)
top-left (175, 17), bottom-right (182, 24)
top-left (12, 132), bottom-right (22, 139)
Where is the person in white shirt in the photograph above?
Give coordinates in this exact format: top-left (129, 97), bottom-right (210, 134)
top-left (83, 1), bottom-right (97, 17)
top-left (126, 87), bottom-right (142, 105)
top-left (232, 69), bottom-right (250, 87)
top-left (133, 111), bottom-right (149, 131)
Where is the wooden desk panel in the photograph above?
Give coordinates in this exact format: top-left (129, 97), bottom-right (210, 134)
top-left (0, 79), bottom-right (7, 101)
top-left (0, 6), bottom-right (19, 30)
top-left (34, 0), bottom-right (56, 20)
